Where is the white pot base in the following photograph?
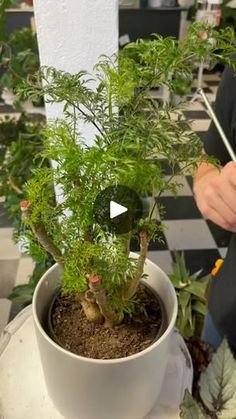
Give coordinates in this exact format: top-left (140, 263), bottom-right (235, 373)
top-left (0, 306), bottom-right (193, 419)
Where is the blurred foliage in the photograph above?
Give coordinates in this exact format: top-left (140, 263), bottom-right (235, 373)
top-left (0, 114), bottom-right (47, 239)
top-left (8, 256), bottom-right (54, 307)
top-left (0, 114), bottom-right (55, 307)
top-left (0, 27), bottom-right (40, 100)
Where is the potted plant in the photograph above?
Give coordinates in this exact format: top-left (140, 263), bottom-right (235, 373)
top-left (19, 22), bottom-right (236, 419)
top-left (169, 252), bottom-right (216, 395)
top-left (169, 252), bottom-right (210, 340)
top-left (0, 27), bottom-right (40, 108)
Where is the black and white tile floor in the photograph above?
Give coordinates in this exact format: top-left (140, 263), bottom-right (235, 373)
top-left (0, 73), bottom-right (229, 333)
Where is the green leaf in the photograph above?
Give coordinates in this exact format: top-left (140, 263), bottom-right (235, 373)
top-left (180, 390), bottom-right (208, 419)
top-left (187, 281), bottom-right (207, 300)
top-left (173, 252), bottom-right (190, 283)
top-left (192, 300), bottom-right (207, 316)
top-left (179, 290), bottom-right (191, 318)
top-left (199, 339), bottom-right (236, 417)
top-left (185, 302), bottom-right (195, 337)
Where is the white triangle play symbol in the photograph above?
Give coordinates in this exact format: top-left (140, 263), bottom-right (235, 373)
top-left (110, 200), bottom-right (128, 219)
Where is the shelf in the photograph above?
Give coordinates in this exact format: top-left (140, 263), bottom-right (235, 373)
top-left (6, 7), bottom-right (33, 12)
top-left (119, 6), bottom-right (187, 10)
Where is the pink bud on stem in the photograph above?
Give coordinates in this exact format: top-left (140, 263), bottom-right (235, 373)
top-left (89, 275), bottom-right (102, 284)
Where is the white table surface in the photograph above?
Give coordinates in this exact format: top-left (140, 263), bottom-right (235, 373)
top-left (0, 306), bottom-right (193, 419)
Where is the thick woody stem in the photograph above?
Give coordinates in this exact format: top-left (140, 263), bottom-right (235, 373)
top-left (20, 200), bottom-right (64, 269)
top-left (76, 292), bottom-right (104, 324)
top-left (124, 231), bottom-right (149, 300)
top-left (31, 224), bottom-right (63, 265)
top-left (89, 275), bottom-right (122, 328)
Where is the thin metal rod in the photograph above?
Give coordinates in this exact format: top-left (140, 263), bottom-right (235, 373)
top-left (197, 88), bottom-right (236, 163)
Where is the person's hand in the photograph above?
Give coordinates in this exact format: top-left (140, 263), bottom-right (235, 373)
top-left (194, 161), bottom-right (236, 232)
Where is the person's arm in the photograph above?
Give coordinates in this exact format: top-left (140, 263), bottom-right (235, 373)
top-left (194, 65), bottom-right (236, 232)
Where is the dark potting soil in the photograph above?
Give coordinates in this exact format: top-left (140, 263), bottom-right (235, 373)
top-left (50, 284), bottom-right (166, 360)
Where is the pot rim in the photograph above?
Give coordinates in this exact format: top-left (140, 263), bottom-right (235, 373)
top-left (32, 256), bottom-right (178, 364)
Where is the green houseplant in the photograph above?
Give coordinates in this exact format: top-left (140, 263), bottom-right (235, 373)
top-left (0, 114), bottom-right (46, 239)
top-left (20, 22), bottom-right (236, 419)
top-left (180, 339), bottom-right (236, 419)
top-left (0, 114), bottom-right (55, 307)
top-left (169, 252), bottom-right (210, 340)
top-left (0, 27), bottom-right (40, 108)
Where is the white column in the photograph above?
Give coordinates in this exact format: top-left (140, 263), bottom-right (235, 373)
top-left (33, 0), bottom-right (118, 141)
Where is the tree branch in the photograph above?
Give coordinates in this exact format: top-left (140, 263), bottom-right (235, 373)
top-left (20, 200), bottom-right (64, 269)
top-left (124, 232), bottom-right (149, 300)
top-left (89, 275), bottom-right (122, 327)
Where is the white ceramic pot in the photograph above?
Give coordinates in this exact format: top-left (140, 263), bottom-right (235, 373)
top-left (32, 254), bottom-right (177, 419)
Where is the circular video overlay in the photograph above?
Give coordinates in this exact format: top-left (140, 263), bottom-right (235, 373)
top-left (93, 185), bottom-right (143, 235)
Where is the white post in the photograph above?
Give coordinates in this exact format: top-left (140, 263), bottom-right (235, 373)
top-left (33, 0), bottom-right (118, 141)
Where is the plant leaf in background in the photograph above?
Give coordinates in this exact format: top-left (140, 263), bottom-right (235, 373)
top-left (0, 0), bottom-right (15, 41)
top-left (180, 390), bottom-right (208, 419)
top-left (0, 27), bottom-right (40, 97)
top-left (199, 339), bottom-right (236, 418)
top-left (180, 339), bottom-right (236, 419)
top-left (0, 114), bottom-right (55, 308)
top-left (9, 256), bottom-right (54, 307)
top-left (169, 252), bottom-right (210, 339)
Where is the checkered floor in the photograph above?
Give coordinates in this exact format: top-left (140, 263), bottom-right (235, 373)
top-left (0, 72), bottom-right (229, 333)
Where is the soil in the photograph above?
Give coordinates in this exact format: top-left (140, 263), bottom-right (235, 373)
top-left (49, 283), bottom-right (166, 360)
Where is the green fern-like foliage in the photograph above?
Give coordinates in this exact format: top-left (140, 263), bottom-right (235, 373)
top-left (180, 339), bottom-right (236, 419)
top-left (21, 22), bottom-right (236, 322)
top-left (0, 115), bottom-right (47, 240)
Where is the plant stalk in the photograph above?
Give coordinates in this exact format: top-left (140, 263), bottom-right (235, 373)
top-left (77, 292), bottom-right (104, 324)
top-left (21, 202), bottom-right (64, 269)
top-left (125, 233), bottom-right (149, 300)
top-left (89, 279), bottom-right (122, 327)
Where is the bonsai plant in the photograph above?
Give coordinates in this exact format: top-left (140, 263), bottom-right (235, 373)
top-left (19, 22), bottom-right (236, 419)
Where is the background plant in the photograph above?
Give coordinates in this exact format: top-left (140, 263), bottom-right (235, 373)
top-left (0, 2), bottom-right (48, 306)
top-left (0, 27), bottom-right (40, 101)
top-left (20, 22), bottom-right (236, 327)
top-left (0, 114), bottom-right (47, 238)
top-left (0, 114), bottom-right (55, 306)
top-left (169, 252), bottom-right (214, 396)
top-left (180, 339), bottom-right (236, 419)
top-left (0, 0), bottom-right (15, 41)
top-left (169, 252), bottom-right (210, 340)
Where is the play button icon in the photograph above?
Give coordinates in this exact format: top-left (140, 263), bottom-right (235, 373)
top-left (93, 185), bottom-right (143, 234)
top-left (110, 201), bottom-right (127, 219)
